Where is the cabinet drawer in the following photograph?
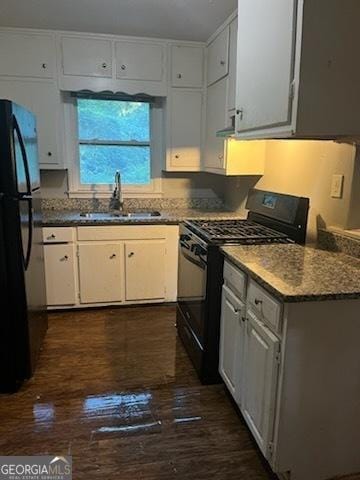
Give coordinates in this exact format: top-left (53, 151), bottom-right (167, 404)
top-left (247, 280), bottom-right (282, 333)
top-left (43, 227), bottom-right (74, 243)
top-left (223, 260), bottom-right (246, 300)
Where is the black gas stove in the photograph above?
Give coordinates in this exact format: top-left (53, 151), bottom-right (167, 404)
top-left (184, 219), bottom-right (292, 245)
top-left (177, 189), bottom-right (310, 385)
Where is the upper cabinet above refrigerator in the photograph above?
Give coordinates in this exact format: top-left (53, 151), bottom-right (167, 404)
top-left (235, 0), bottom-right (360, 140)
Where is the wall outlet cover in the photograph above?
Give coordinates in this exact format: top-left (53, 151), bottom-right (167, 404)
top-left (331, 174), bottom-right (344, 199)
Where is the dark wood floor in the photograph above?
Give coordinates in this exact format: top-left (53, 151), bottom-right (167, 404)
top-left (0, 306), bottom-right (358, 480)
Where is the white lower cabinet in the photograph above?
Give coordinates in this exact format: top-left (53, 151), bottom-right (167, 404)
top-left (125, 240), bottom-right (166, 301)
top-left (43, 225), bottom-right (178, 308)
top-left (219, 284), bottom-right (245, 404)
top-left (241, 309), bottom-right (280, 458)
top-left (221, 259), bottom-right (360, 480)
top-left (78, 243), bottom-right (123, 304)
top-left (43, 244), bottom-right (77, 306)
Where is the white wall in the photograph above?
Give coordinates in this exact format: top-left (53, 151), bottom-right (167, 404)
top-left (40, 169), bottom-right (226, 199)
top-left (224, 140), bottom-right (358, 242)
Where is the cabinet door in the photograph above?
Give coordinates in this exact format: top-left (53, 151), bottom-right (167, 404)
top-left (0, 79), bottom-right (63, 168)
top-left (171, 45), bottom-right (204, 87)
top-left (227, 18), bottom-right (238, 113)
top-left (61, 36), bottom-right (112, 77)
top-left (115, 41), bottom-right (163, 81)
top-left (125, 240), bottom-right (165, 301)
top-left (236, 0), bottom-right (297, 132)
top-left (168, 89), bottom-right (202, 171)
top-left (207, 27), bottom-right (229, 86)
top-left (204, 77), bottom-right (227, 171)
top-left (219, 285), bottom-right (246, 405)
top-left (0, 32), bottom-right (55, 78)
top-left (44, 244), bottom-right (76, 306)
top-left (242, 310), bottom-right (280, 459)
top-left (78, 243), bottom-right (123, 303)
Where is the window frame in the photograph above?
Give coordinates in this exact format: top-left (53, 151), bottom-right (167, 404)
top-left (65, 94), bottom-right (162, 198)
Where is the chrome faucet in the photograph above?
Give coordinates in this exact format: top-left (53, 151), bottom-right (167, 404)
top-left (109, 170), bottom-right (123, 211)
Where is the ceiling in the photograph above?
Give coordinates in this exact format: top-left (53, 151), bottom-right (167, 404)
top-left (0, 0), bottom-right (237, 42)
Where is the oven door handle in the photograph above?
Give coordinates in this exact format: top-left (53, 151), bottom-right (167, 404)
top-left (182, 250), bottom-right (207, 270)
top-left (180, 240), bottom-right (191, 250)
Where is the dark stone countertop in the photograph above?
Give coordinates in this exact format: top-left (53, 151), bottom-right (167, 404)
top-left (41, 209), bottom-right (245, 227)
top-left (221, 244), bottom-right (360, 303)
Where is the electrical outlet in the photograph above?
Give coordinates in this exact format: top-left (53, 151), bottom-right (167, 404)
top-left (331, 174), bottom-right (344, 198)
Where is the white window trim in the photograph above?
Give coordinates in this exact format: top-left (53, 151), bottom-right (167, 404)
top-left (64, 95), bottom-right (163, 198)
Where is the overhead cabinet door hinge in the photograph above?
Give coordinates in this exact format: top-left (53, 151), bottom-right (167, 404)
top-left (275, 345), bottom-right (281, 364)
top-left (268, 441), bottom-right (274, 457)
top-left (289, 81), bottom-right (296, 101)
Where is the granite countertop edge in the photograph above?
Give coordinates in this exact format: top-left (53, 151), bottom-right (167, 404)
top-left (221, 246), bottom-right (360, 303)
top-left (41, 209), bottom-right (245, 226)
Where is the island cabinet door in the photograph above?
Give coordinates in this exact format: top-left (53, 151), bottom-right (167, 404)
top-left (124, 240), bottom-right (166, 302)
top-left (78, 243), bottom-right (123, 304)
top-left (219, 284), bottom-right (246, 405)
top-left (242, 309), bottom-right (280, 459)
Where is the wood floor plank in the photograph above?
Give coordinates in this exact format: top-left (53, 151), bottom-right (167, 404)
top-left (0, 305), bottom-right (358, 480)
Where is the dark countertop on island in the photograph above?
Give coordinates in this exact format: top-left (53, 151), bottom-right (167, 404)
top-left (42, 208), bottom-right (245, 226)
top-left (221, 244), bottom-right (360, 303)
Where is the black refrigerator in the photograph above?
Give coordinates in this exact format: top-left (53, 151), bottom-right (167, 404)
top-left (0, 100), bottom-right (47, 393)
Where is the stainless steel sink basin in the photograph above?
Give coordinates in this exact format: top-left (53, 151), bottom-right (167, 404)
top-left (78, 211), bottom-right (161, 219)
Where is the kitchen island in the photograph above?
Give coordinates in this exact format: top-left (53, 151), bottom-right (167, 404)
top-left (219, 243), bottom-right (360, 480)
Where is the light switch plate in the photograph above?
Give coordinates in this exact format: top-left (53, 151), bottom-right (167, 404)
top-left (331, 174), bottom-right (344, 198)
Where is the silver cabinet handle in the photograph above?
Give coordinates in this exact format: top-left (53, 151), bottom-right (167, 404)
top-left (177, 73), bottom-right (182, 78)
top-left (48, 234), bottom-right (56, 240)
top-left (218, 154), bottom-right (224, 160)
top-left (42, 63), bottom-right (47, 69)
top-left (220, 60), bottom-right (225, 66)
top-left (121, 64), bottom-right (126, 70)
top-left (254, 298), bottom-right (263, 306)
top-left (60, 255), bottom-right (69, 261)
top-left (110, 253), bottom-right (116, 259)
top-left (128, 252), bottom-right (134, 257)
top-left (101, 62), bottom-right (107, 68)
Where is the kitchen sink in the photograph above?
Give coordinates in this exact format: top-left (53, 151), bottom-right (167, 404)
top-left (78, 211), bottom-right (162, 219)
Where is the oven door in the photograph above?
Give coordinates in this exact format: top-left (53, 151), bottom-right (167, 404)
top-left (177, 225), bottom-right (207, 345)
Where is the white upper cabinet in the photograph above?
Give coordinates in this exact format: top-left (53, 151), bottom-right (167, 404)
top-left (236, 0), bottom-right (295, 135)
top-left (61, 36), bottom-right (112, 77)
top-left (204, 76), bottom-right (265, 176)
top-left (171, 45), bottom-right (204, 88)
top-left (204, 77), bottom-right (228, 170)
top-left (0, 32), bottom-right (55, 78)
top-left (115, 41), bottom-right (164, 81)
top-left (227, 17), bottom-right (238, 113)
top-left (0, 78), bottom-right (64, 169)
top-left (235, 0), bottom-right (360, 139)
top-left (207, 26), bottom-right (229, 86)
top-left (167, 89), bottom-right (202, 171)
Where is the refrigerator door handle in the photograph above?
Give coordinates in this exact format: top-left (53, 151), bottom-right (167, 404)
top-left (13, 115), bottom-right (31, 197)
top-left (22, 196), bottom-right (33, 270)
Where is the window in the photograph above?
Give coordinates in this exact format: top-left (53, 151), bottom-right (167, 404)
top-left (77, 97), bottom-right (151, 186)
